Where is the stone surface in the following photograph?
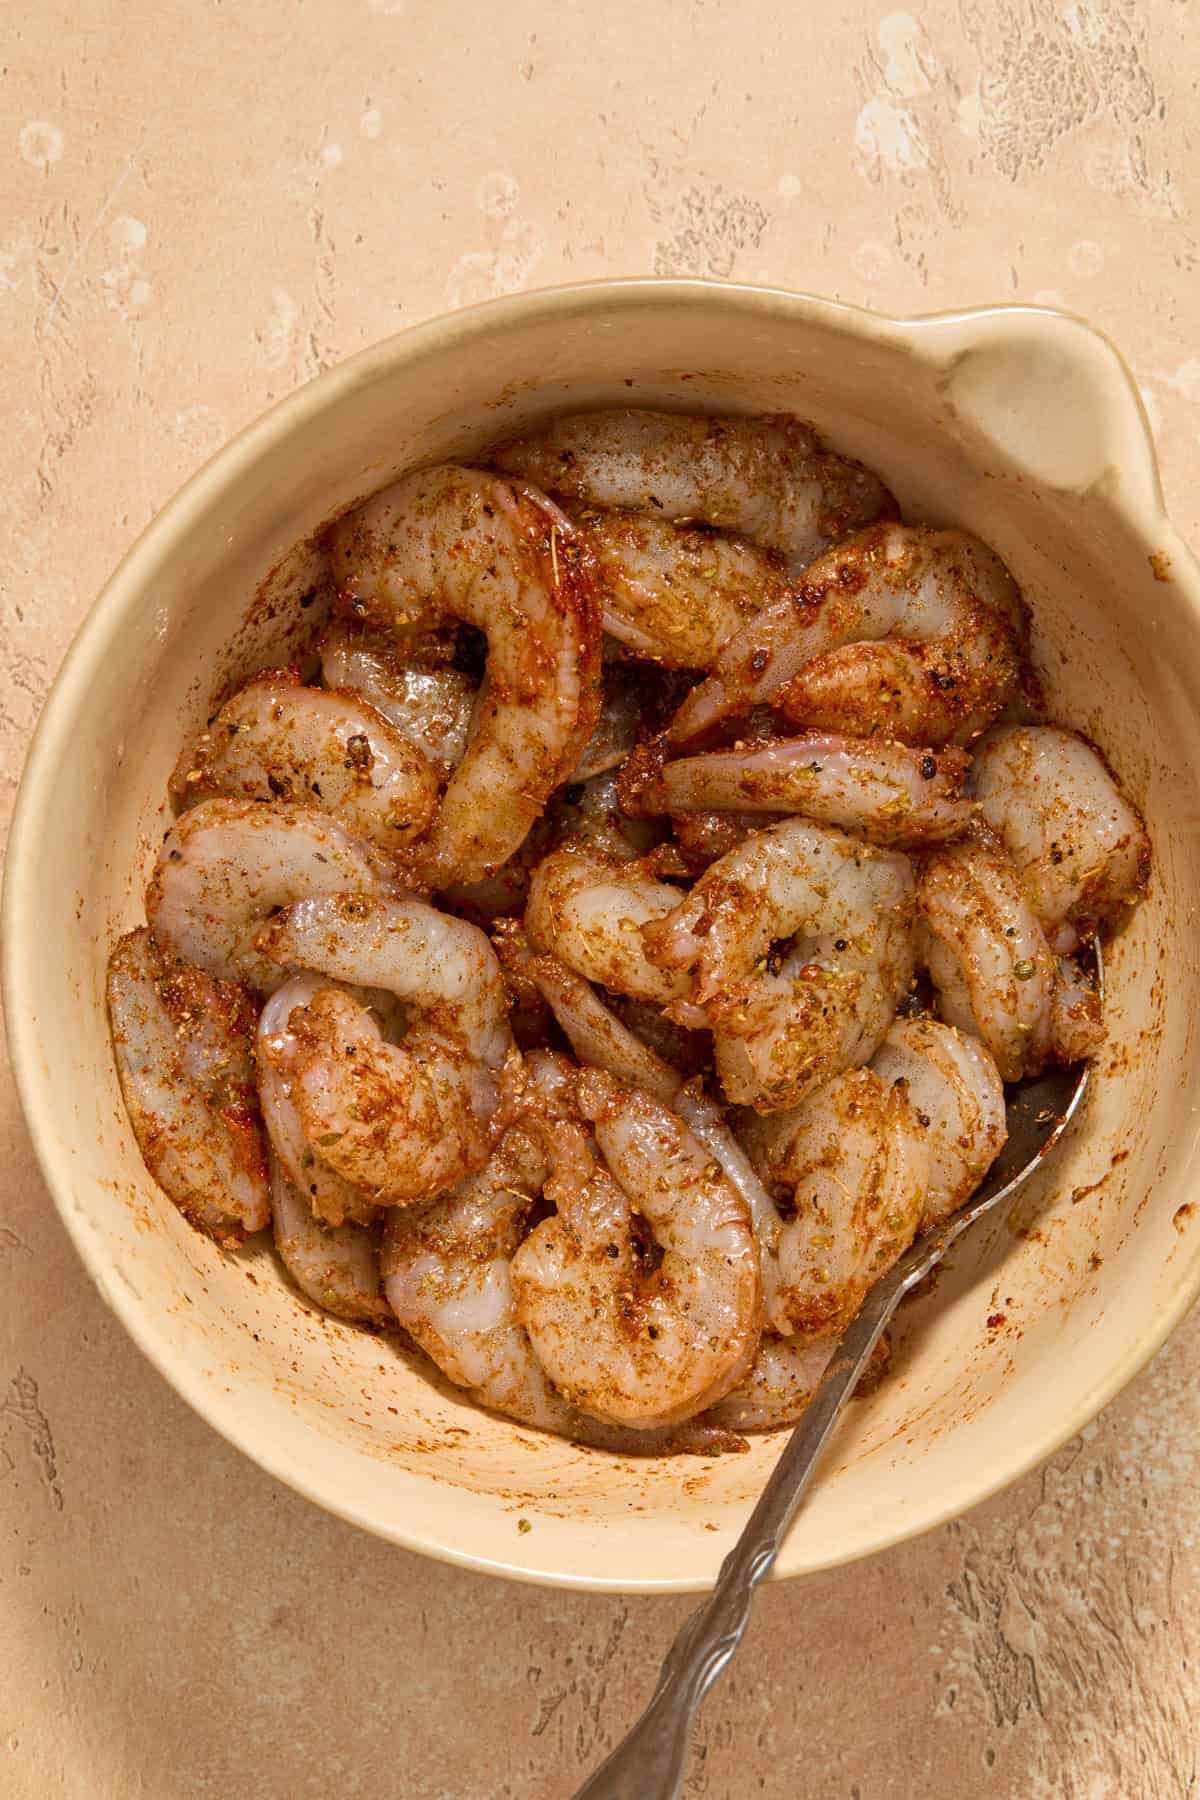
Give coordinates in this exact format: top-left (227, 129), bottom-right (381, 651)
top-left (2, 3), bottom-right (1198, 1795)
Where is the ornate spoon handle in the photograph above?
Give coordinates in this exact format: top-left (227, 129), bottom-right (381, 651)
top-left (574, 1012), bottom-right (1094, 1800)
top-left (572, 1288), bottom-right (897, 1800)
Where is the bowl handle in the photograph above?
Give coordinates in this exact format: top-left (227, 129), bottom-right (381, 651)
top-left (908, 307), bottom-right (1164, 519)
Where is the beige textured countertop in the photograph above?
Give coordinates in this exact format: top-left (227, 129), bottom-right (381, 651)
top-left (3, 4), bottom-right (1199, 1795)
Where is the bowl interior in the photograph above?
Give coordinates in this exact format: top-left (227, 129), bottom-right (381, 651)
top-left (9, 284), bottom-right (1200, 1591)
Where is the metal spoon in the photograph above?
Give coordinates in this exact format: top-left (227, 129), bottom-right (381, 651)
top-left (574, 966), bottom-right (1098, 1800)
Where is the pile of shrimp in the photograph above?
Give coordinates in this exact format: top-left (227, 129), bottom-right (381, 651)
top-left (107, 410), bottom-right (1151, 1455)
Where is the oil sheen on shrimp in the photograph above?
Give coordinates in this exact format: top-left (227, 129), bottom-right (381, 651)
top-left (622, 732), bottom-right (974, 847)
top-left (917, 835), bottom-right (1057, 1081)
top-left (732, 1069), bottom-right (927, 1335)
top-left (491, 409), bottom-right (894, 570)
top-left (704, 1331), bottom-right (893, 1432)
top-left (328, 465), bottom-right (601, 885)
top-left (256, 893), bottom-right (514, 1206)
top-left (147, 796), bottom-right (397, 992)
top-left (382, 1113), bottom-right (745, 1454)
top-left (170, 669), bottom-right (440, 856)
top-left (671, 523), bottom-right (1027, 746)
top-left (107, 928), bottom-right (268, 1243)
top-left (510, 1069), bottom-right (761, 1428)
top-left (644, 818), bottom-right (916, 1110)
top-left (677, 1086), bottom-right (905, 1430)
top-left (572, 505), bottom-right (793, 668)
top-left (870, 1015), bottom-right (1006, 1227)
top-left (319, 623), bottom-right (476, 774)
top-left (970, 725), bottom-right (1150, 950)
top-left (498, 936), bottom-right (684, 1105)
top-left (270, 1154), bottom-right (388, 1324)
top-left (256, 975), bottom-right (384, 1227)
top-left (569, 660), bottom-right (644, 778)
top-left (524, 843), bottom-right (692, 1008)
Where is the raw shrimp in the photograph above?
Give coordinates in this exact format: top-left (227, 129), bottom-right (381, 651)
top-left (670, 524), bottom-right (1027, 747)
top-left (328, 465), bottom-right (601, 885)
top-left (525, 844), bottom-right (692, 1008)
top-left (491, 410), bottom-right (894, 570)
top-left (644, 818), bottom-right (916, 1110)
top-left (704, 1331), bottom-right (893, 1432)
top-left (107, 928), bottom-right (268, 1243)
top-left (501, 938), bottom-right (684, 1105)
top-left (970, 725), bottom-right (1150, 950)
top-left (146, 797), bottom-right (396, 992)
top-left (383, 1123), bottom-right (594, 1432)
top-left (703, 1332), bottom-right (837, 1431)
top-left (257, 975), bottom-right (384, 1227)
top-left (677, 1085), bottom-right (909, 1427)
top-left (510, 1068), bottom-right (760, 1427)
top-left (256, 894), bottom-right (514, 1206)
top-left (726, 1071), bottom-right (927, 1335)
top-left (444, 762), bottom-right (663, 927)
top-left (270, 1155), bottom-right (389, 1324)
top-left (870, 1016), bottom-right (1006, 1227)
top-left (381, 1114), bottom-right (745, 1454)
top-left (1049, 954), bottom-right (1105, 1064)
top-left (622, 733), bottom-right (974, 848)
top-left (573, 506), bottom-right (793, 667)
top-left (170, 669), bottom-right (440, 856)
top-left (917, 835), bottom-right (1057, 1081)
top-left (319, 623), bottom-right (476, 774)
top-left (669, 809), bottom-right (759, 871)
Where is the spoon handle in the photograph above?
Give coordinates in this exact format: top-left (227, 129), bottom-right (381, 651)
top-left (572, 1287), bottom-right (900, 1800)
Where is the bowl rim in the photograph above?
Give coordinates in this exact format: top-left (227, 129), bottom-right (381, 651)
top-left (5, 275), bottom-right (1199, 1593)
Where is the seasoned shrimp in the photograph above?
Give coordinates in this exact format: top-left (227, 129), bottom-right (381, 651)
top-left (319, 623), bottom-right (476, 774)
top-left (257, 975), bottom-right (383, 1227)
top-left (382, 1113), bottom-right (745, 1453)
top-left (147, 797), bottom-right (396, 991)
top-left (703, 1332), bottom-right (838, 1431)
top-left (870, 1016), bottom-right (1006, 1226)
top-left (256, 894), bottom-right (514, 1206)
top-left (677, 1085), bottom-right (906, 1428)
top-left (644, 819), bottom-right (916, 1110)
top-left (491, 410), bottom-right (894, 570)
top-left (671, 524), bottom-right (1027, 746)
top-left (622, 733), bottom-right (974, 848)
top-left (669, 809), bottom-right (759, 871)
top-left (328, 465), bottom-right (601, 885)
top-left (970, 725), bottom-right (1150, 950)
top-left (704, 1330), bottom-right (892, 1432)
top-left (384, 1124), bottom-right (597, 1433)
top-left (270, 1155), bottom-right (388, 1324)
top-left (573, 506), bottom-right (793, 667)
top-left (442, 768), bottom-right (662, 928)
top-left (727, 1071), bottom-right (927, 1335)
top-left (499, 936), bottom-right (685, 1105)
top-left (525, 844), bottom-right (692, 1008)
top-left (107, 928), bottom-right (268, 1243)
top-left (510, 1069), bottom-right (760, 1428)
top-left (169, 669), bottom-right (440, 857)
top-left (917, 835), bottom-right (1057, 1081)
top-left (1049, 954), bottom-right (1105, 1064)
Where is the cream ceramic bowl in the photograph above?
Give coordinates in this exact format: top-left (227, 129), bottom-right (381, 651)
top-left (5, 280), bottom-right (1200, 1593)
